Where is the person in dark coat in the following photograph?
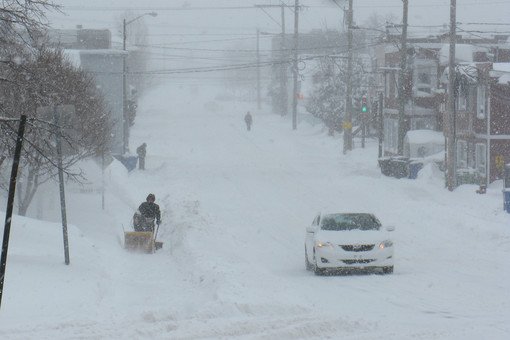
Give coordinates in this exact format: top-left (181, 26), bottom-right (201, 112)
top-left (244, 111), bottom-right (253, 131)
top-left (136, 143), bottom-right (147, 170)
top-left (134, 193), bottom-right (161, 232)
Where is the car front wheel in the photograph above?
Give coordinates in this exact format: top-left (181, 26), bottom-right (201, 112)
top-left (312, 249), bottom-right (324, 275)
top-left (305, 247), bottom-right (313, 271)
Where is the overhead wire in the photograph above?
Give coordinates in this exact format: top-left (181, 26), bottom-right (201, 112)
top-left (91, 39), bottom-right (386, 76)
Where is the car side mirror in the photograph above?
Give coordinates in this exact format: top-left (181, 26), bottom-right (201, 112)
top-left (385, 226), bottom-right (395, 232)
top-left (306, 226), bottom-right (315, 233)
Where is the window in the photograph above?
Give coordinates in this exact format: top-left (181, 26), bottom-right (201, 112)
top-left (475, 143), bottom-right (486, 175)
top-left (457, 94), bottom-right (468, 111)
top-left (386, 72), bottom-right (396, 99)
top-left (456, 140), bottom-right (468, 169)
top-left (418, 72), bottom-right (431, 85)
top-left (413, 60), bottom-right (437, 96)
top-left (416, 72), bottom-right (432, 94)
top-left (320, 213), bottom-right (381, 231)
top-left (477, 86), bottom-right (486, 119)
top-left (384, 118), bottom-right (399, 153)
top-left (456, 85), bottom-right (475, 112)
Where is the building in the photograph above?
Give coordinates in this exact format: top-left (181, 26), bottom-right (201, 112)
top-left (378, 37), bottom-right (445, 156)
top-left (377, 33), bottom-right (510, 167)
top-left (439, 62), bottom-right (510, 185)
top-left (46, 27), bottom-right (127, 155)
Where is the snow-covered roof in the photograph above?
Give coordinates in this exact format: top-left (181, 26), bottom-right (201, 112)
top-left (78, 49), bottom-right (127, 56)
top-left (439, 44), bottom-right (489, 66)
top-left (497, 73), bottom-right (510, 85)
top-left (63, 49), bottom-right (127, 69)
top-left (413, 43), bottom-right (444, 50)
top-left (440, 63), bottom-right (479, 84)
top-left (64, 49), bottom-right (82, 68)
top-left (385, 45), bottom-right (399, 54)
top-left (405, 129), bottom-right (444, 145)
top-left (405, 104), bottom-right (436, 116)
top-left (493, 63), bottom-right (510, 73)
top-left (490, 63), bottom-right (510, 85)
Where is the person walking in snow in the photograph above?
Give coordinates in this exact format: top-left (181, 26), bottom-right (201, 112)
top-left (244, 111), bottom-right (253, 131)
top-left (133, 193), bottom-right (161, 232)
top-left (136, 142), bottom-right (147, 170)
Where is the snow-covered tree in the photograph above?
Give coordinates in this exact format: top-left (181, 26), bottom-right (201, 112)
top-left (0, 46), bottom-right (111, 215)
top-left (306, 56), bottom-right (370, 135)
top-left (1, 1), bottom-right (59, 46)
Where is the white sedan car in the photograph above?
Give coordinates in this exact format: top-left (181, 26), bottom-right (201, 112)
top-left (305, 212), bottom-right (394, 275)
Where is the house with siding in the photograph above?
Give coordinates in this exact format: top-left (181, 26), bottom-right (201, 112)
top-left (378, 37), bottom-right (445, 156)
top-left (376, 33), bottom-right (510, 185)
top-left (440, 62), bottom-right (510, 185)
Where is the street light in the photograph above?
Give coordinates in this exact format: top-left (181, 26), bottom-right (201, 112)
top-left (122, 11), bottom-right (157, 154)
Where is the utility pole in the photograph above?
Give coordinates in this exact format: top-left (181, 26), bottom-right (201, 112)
top-left (0, 115), bottom-right (27, 309)
top-left (281, 4), bottom-right (288, 117)
top-left (446, 0), bottom-right (457, 191)
top-left (256, 28), bottom-right (261, 110)
top-left (101, 151), bottom-right (105, 210)
top-left (122, 18), bottom-right (128, 155)
top-left (122, 12), bottom-right (157, 155)
top-left (397, 0), bottom-right (409, 155)
top-left (54, 106), bottom-right (70, 265)
top-left (378, 92), bottom-right (384, 158)
top-left (292, 0), bottom-right (299, 130)
top-left (254, 4), bottom-right (288, 116)
top-left (343, 0), bottom-right (353, 153)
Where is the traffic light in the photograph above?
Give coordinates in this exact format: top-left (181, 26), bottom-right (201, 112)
top-left (361, 95), bottom-right (368, 113)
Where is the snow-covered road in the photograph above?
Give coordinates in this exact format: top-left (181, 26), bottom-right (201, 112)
top-left (2, 83), bottom-right (510, 339)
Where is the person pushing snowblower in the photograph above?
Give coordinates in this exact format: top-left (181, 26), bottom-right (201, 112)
top-left (125, 193), bottom-right (163, 253)
top-left (133, 193), bottom-right (161, 231)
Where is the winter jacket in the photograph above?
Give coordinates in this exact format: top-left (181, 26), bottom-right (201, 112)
top-left (244, 113), bottom-right (252, 125)
top-left (138, 201), bottom-right (161, 224)
top-left (136, 144), bottom-right (147, 158)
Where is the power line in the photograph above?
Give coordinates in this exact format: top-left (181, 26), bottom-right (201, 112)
top-left (136, 39), bottom-right (371, 54)
top-left (60, 1), bottom-right (510, 11)
top-left (458, 22), bottom-right (510, 26)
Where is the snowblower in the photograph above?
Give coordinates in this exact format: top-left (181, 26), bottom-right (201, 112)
top-left (124, 211), bottom-right (163, 253)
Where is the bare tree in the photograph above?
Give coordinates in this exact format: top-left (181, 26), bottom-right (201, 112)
top-left (0, 46), bottom-right (111, 215)
top-left (306, 56), bottom-right (369, 135)
top-left (0, 1), bottom-right (60, 46)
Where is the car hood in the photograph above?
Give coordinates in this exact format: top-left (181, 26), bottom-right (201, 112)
top-left (315, 230), bottom-right (389, 245)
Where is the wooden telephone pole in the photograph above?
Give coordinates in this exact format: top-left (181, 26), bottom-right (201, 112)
top-left (0, 115), bottom-right (27, 309)
top-left (397, 0), bottom-right (409, 155)
top-left (292, 0), bottom-right (300, 130)
top-left (254, 4), bottom-right (288, 116)
top-left (343, 0), bottom-right (353, 153)
top-left (446, 0), bottom-right (457, 190)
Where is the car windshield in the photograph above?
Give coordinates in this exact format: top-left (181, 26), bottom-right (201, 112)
top-left (320, 213), bottom-right (381, 231)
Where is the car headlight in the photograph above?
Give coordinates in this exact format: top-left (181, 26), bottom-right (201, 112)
top-left (316, 241), bottom-right (334, 248)
top-left (379, 240), bottom-right (393, 249)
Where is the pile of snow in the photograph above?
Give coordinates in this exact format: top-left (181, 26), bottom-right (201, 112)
top-left (492, 63), bottom-right (510, 85)
top-left (404, 129), bottom-right (445, 159)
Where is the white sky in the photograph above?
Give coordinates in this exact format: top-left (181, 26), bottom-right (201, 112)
top-left (47, 0), bottom-right (510, 38)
